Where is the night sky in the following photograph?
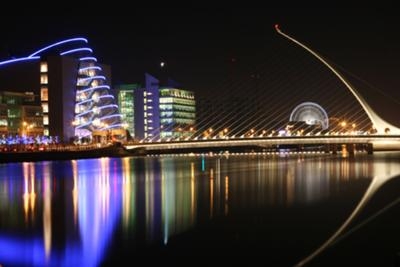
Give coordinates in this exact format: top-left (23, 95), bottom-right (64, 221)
top-left (1, 7), bottom-right (400, 125)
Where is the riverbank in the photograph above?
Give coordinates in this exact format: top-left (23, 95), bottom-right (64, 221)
top-left (0, 144), bottom-right (132, 163)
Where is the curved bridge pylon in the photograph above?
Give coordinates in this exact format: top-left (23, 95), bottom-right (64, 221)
top-left (275, 24), bottom-right (400, 135)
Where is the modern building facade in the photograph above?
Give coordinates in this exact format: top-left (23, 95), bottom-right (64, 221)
top-left (114, 83), bottom-right (141, 138)
top-left (116, 73), bottom-right (196, 141)
top-left (0, 91), bottom-right (43, 136)
top-left (134, 73), bottom-right (161, 140)
top-left (0, 38), bottom-right (123, 142)
top-left (159, 88), bottom-right (196, 139)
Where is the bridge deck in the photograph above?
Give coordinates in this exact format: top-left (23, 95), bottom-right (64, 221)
top-left (125, 135), bottom-right (400, 153)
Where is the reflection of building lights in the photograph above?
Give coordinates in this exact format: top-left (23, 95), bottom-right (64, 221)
top-left (43, 168), bottom-right (52, 259)
top-left (72, 160), bottom-right (78, 226)
top-left (224, 176), bottom-right (229, 215)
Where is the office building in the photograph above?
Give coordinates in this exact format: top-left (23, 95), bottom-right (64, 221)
top-left (0, 91), bottom-right (43, 136)
top-left (114, 84), bottom-right (141, 138)
top-left (116, 73), bottom-right (196, 141)
top-left (159, 88), bottom-right (196, 139)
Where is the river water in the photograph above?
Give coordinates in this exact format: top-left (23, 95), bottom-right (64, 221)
top-left (0, 152), bottom-right (399, 266)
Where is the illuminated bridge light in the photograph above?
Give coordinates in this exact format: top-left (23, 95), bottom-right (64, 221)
top-left (79, 57), bottom-right (97, 62)
top-left (28, 37), bottom-right (88, 57)
top-left (60, 47), bottom-right (93, 56)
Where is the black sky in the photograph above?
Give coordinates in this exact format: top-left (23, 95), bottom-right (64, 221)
top-left (1, 7), bottom-right (400, 121)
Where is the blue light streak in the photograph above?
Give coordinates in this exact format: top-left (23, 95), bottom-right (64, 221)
top-left (75, 122), bottom-right (93, 129)
top-left (76, 99), bottom-right (93, 105)
top-left (98, 114), bottom-right (123, 120)
top-left (75, 104), bottom-right (118, 117)
top-left (79, 66), bottom-right (102, 72)
top-left (102, 123), bottom-right (126, 130)
top-left (77, 85), bottom-right (110, 94)
top-left (29, 38), bottom-right (88, 57)
top-left (0, 56), bottom-right (40, 67)
top-left (60, 47), bottom-right (93, 56)
top-left (99, 94), bottom-right (114, 99)
top-left (79, 57), bottom-right (97, 62)
top-left (76, 95), bottom-right (115, 106)
top-left (79, 75), bottom-right (106, 83)
top-left (75, 109), bottom-right (94, 117)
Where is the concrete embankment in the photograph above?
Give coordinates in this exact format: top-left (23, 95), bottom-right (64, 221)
top-left (0, 145), bottom-right (131, 163)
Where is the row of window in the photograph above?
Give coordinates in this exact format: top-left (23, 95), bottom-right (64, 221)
top-left (40, 62), bottom-right (49, 130)
top-left (159, 97), bottom-right (196, 106)
top-left (160, 104), bottom-right (196, 112)
top-left (160, 111), bottom-right (196, 118)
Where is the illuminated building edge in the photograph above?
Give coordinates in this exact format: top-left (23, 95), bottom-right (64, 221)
top-left (0, 38), bottom-right (123, 141)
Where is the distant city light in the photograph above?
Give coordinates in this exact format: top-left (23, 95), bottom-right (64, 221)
top-left (160, 62), bottom-right (165, 68)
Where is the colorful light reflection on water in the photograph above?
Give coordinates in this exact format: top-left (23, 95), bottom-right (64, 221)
top-left (0, 153), bottom-right (399, 266)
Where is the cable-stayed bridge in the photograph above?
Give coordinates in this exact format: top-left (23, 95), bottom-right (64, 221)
top-left (125, 25), bottom-right (400, 154)
top-left (125, 135), bottom-right (400, 155)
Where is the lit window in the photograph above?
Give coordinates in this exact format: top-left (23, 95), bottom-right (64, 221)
top-left (40, 74), bottom-right (48, 84)
top-left (41, 87), bottom-right (48, 101)
top-left (79, 93), bottom-right (87, 101)
top-left (91, 92), bottom-right (100, 102)
top-left (40, 62), bottom-right (48, 73)
top-left (44, 128), bottom-right (49, 135)
top-left (43, 115), bottom-right (49, 125)
top-left (42, 103), bottom-right (48, 113)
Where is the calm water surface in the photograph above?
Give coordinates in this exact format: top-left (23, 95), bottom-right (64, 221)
top-left (0, 152), bottom-right (400, 266)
